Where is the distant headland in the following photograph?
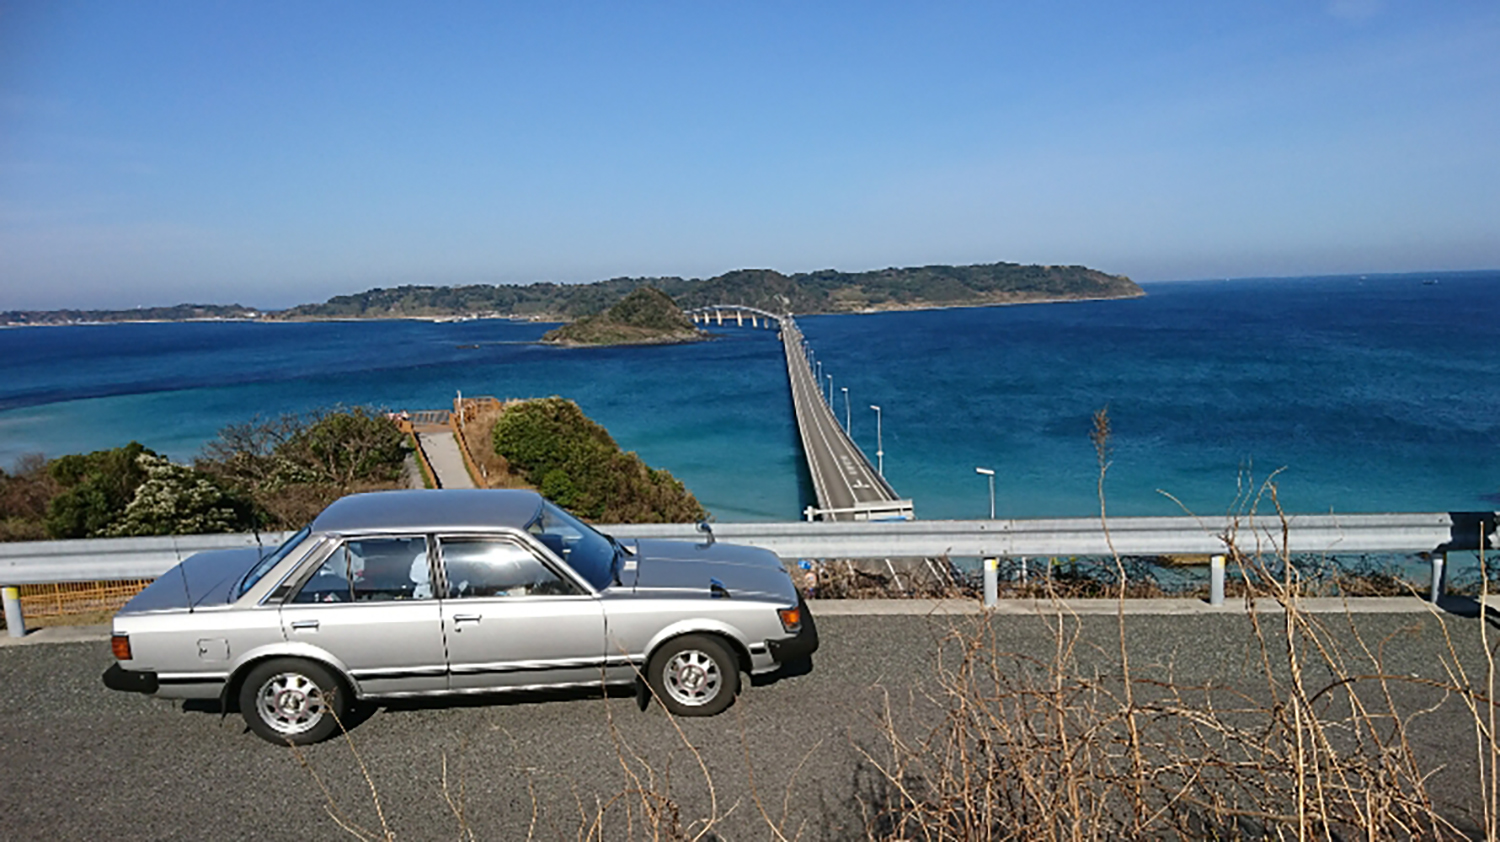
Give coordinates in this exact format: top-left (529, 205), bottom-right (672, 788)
top-left (2, 261), bottom-right (1143, 326)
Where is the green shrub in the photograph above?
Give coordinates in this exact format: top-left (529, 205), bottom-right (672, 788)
top-left (44, 442), bottom-right (156, 538)
top-left (492, 398), bottom-right (705, 523)
top-left (40, 443), bottom-right (254, 538)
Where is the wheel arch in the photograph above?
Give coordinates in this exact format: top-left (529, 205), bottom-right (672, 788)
top-left (647, 627), bottom-right (753, 676)
top-left (221, 645), bottom-right (361, 710)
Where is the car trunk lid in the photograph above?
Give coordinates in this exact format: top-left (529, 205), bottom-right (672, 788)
top-left (117, 547), bottom-right (268, 614)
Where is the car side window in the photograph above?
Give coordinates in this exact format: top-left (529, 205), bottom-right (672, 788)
top-left (291, 536), bottom-right (432, 603)
top-left (439, 537), bottom-right (577, 599)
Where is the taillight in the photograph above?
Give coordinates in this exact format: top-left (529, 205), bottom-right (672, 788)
top-left (777, 606), bottom-right (802, 633)
top-left (111, 634), bottom-right (132, 661)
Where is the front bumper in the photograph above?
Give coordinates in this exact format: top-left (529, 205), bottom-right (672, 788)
top-left (102, 663), bottom-right (158, 695)
top-left (766, 598), bottom-right (819, 664)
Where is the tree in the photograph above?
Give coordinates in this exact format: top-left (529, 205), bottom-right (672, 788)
top-left (108, 454), bottom-right (254, 536)
top-left (44, 442), bottom-right (156, 538)
top-left (41, 443), bottom-right (252, 538)
top-left (198, 407), bottom-right (411, 528)
top-left (0, 454), bottom-right (58, 541)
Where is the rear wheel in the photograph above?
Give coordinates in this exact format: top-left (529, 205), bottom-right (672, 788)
top-left (647, 634), bottom-right (739, 716)
top-left (238, 658), bottom-right (347, 745)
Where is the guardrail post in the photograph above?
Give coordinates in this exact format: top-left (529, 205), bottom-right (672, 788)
top-left (1430, 552), bottom-right (1446, 604)
top-left (983, 558), bottom-right (998, 608)
top-left (3, 586), bottom-right (25, 638)
top-left (1209, 555), bottom-right (1225, 607)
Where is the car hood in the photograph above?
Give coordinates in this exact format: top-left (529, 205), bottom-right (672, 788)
top-left (117, 547), bottom-right (267, 614)
top-left (615, 538), bottom-right (796, 603)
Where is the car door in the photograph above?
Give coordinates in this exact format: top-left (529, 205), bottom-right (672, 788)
top-left (436, 534), bottom-right (607, 691)
top-left (279, 535), bottom-right (449, 696)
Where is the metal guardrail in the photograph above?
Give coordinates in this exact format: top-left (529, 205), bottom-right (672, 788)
top-left (0, 532), bottom-right (295, 586)
top-left (612, 511), bottom-right (1497, 558)
top-left (3, 513), bottom-right (1494, 587)
top-left (2, 512), bottom-right (1495, 636)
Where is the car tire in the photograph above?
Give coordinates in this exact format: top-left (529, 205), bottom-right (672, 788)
top-left (238, 658), bottom-right (348, 745)
top-left (647, 634), bottom-right (740, 717)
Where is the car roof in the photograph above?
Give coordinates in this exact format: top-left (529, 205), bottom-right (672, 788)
top-left (310, 489), bottom-right (545, 535)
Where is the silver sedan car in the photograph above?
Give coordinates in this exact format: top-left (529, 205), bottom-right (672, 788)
top-left (103, 489), bottom-right (817, 744)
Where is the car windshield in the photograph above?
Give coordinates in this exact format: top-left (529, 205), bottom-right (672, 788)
top-left (235, 526), bottom-right (312, 600)
top-left (527, 500), bottom-right (615, 590)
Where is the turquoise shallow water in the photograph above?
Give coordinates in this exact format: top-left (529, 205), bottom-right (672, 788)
top-left (2, 272), bottom-right (1497, 521)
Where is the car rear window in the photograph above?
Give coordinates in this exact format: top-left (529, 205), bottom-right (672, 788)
top-left (235, 527), bottom-right (311, 601)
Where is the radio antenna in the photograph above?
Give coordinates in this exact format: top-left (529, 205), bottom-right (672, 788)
top-left (171, 535), bottom-right (192, 613)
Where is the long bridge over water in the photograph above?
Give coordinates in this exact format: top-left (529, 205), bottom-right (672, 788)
top-left (687, 306), bottom-right (915, 522)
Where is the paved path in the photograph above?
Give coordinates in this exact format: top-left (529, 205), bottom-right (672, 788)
top-left (414, 430), bottom-right (474, 489)
top-left (1, 606), bottom-right (1490, 839)
top-left (782, 318), bottom-right (907, 520)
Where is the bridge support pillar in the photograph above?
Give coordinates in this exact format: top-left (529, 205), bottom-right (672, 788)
top-left (716, 311), bottom-right (723, 325)
top-left (736, 311), bottom-right (743, 326)
top-left (1430, 552), bottom-right (1446, 604)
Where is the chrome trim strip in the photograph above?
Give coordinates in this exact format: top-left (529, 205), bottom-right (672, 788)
top-left (157, 672), bottom-right (229, 684)
top-left (375, 679), bottom-right (632, 699)
top-left (449, 656), bottom-right (615, 676)
top-left (348, 666), bottom-right (449, 681)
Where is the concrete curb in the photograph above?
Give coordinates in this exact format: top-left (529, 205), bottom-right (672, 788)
top-left (0, 625), bottom-right (113, 646)
top-left (2, 595), bottom-right (1471, 648)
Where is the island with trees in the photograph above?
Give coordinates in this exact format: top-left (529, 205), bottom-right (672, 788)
top-left (4, 261), bottom-right (1142, 326)
top-left (277, 261), bottom-right (1142, 321)
top-left (541, 287), bottom-right (707, 347)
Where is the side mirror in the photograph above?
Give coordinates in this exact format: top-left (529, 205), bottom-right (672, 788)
top-left (696, 520), bottom-right (715, 546)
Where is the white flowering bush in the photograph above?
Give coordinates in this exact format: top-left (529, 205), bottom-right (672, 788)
top-left (108, 454), bottom-right (248, 536)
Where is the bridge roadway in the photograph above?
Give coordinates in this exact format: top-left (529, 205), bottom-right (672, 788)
top-left (779, 316), bottom-right (912, 521)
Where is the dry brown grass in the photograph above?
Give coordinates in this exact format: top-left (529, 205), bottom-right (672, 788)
top-left (854, 415), bottom-right (1498, 839)
top-left (456, 400), bottom-right (532, 491)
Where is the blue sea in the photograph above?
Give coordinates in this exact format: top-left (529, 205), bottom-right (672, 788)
top-left (2, 272), bottom-right (1497, 522)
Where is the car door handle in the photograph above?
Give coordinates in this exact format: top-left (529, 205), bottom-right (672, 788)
top-left (452, 614), bottom-right (481, 623)
top-left (290, 620), bottom-right (319, 630)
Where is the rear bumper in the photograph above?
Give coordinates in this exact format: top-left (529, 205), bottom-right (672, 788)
top-left (767, 598), bottom-right (819, 664)
top-left (102, 663), bottom-right (159, 695)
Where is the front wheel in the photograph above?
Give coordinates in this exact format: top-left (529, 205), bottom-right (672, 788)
top-left (238, 658), bottom-right (347, 745)
top-left (647, 634), bottom-right (740, 716)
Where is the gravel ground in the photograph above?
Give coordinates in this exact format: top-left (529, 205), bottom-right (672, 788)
top-left (0, 610), bottom-right (1494, 840)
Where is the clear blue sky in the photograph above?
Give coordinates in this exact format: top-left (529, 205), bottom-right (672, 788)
top-left (3, 1), bottom-right (1497, 309)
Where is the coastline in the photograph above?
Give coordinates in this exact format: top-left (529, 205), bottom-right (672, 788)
top-left (3, 289), bottom-right (1146, 329)
top-left (2, 273), bottom-right (1497, 521)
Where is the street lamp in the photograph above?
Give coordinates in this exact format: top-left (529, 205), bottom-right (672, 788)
top-left (870, 405), bottom-right (884, 477)
top-left (975, 467), bottom-right (995, 519)
top-left (826, 374), bottom-right (833, 405)
top-left (840, 387), bottom-right (850, 433)
top-left (815, 360), bottom-right (822, 386)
